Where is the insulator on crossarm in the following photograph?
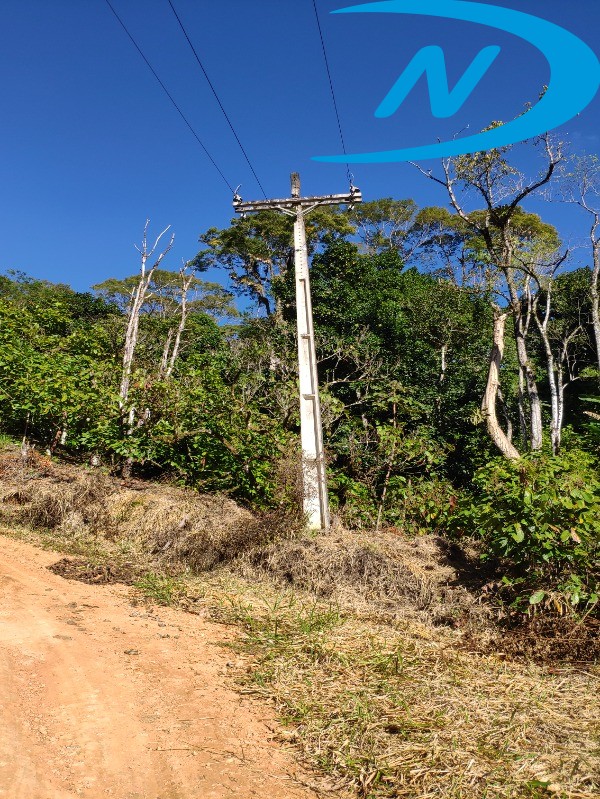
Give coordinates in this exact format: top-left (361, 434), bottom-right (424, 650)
top-left (232, 184), bottom-right (243, 208)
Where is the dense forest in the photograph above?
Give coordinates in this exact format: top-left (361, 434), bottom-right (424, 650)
top-left (1, 140), bottom-right (599, 615)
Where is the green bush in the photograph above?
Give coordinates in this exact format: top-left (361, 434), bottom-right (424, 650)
top-left (384, 475), bottom-right (457, 534)
top-left (451, 451), bottom-right (600, 608)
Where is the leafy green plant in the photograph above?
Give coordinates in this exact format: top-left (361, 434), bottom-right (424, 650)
top-left (384, 475), bottom-right (457, 534)
top-left (451, 451), bottom-right (600, 608)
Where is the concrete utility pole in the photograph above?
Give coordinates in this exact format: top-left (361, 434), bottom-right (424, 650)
top-left (233, 173), bottom-right (362, 530)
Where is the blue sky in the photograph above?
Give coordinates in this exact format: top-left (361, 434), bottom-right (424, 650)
top-left (1, 0), bottom-right (599, 296)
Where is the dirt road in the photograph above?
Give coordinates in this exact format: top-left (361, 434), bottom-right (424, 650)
top-left (0, 536), bottom-right (323, 799)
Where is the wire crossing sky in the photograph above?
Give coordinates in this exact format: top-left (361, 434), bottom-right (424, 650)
top-left (311, 0), bottom-right (353, 186)
top-left (165, 0), bottom-right (267, 198)
top-left (104, 0), bottom-right (235, 193)
top-left (0, 1), bottom-right (598, 292)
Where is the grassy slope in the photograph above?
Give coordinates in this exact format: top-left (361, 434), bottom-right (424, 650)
top-left (0, 444), bottom-right (598, 799)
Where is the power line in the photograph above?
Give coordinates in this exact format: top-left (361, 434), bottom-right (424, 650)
top-left (104, 0), bottom-right (234, 193)
top-left (311, 0), bottom-right (353, 185)
top-left (166, 0), bottom-right (267, 199)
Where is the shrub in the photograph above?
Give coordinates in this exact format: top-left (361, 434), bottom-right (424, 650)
top-left (384, 475), bottom-right (457, 534)
top-left (451, 451), bottom-right (600, 609)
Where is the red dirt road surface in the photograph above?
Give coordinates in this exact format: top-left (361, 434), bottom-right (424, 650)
top-left (0, 536), bottom-right (323, 799)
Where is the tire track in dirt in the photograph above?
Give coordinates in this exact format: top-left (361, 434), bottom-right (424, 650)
top-left (0, 536), bottom-right (326, 799)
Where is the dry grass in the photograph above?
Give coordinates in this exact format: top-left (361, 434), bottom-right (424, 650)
top-left (1, 443), bottom-right (599, 799)
top-left (105, 487), bottom-right (253, 569)
top-left (236, 529), bottom-right (490, 631)
top-left (25, 475), bottom-right (115, 531)
top-left (0, 445), bottom-right (278, 572)
top-left (201, 574), bottom-right (600, 799)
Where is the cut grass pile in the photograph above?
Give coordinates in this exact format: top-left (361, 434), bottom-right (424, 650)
top-left (1, 443), bottom-right (599, 799)
top-left (236, 529), bottom-right (491, 631)
top-left (205, 575), bottom-right (600, 799)
top-left (0, 445), bottom-right (269, 571)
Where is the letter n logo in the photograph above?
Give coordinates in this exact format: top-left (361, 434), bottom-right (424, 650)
top-left (375, 45), bottom-right (501, 118)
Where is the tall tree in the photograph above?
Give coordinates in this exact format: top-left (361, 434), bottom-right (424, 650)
top-left (348, 198), bottom-right (422, 256)
top-left (113, 220), bottom-right (174, 421)
top-left (414, 133), bottom-right (564, 455)
top-left (194, 208), bottom-right (353, 318)
top-left (561, 155), bottom-right (600, 379)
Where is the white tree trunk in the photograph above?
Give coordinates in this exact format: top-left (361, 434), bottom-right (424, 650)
top-left (591, 236), bottom-right (600, 377)
top-left (482, 312), bottom-right (520, 459)
top-left (159, 328), bottom-right (174, 377)
top-left (439, 343), bottom-right (447, 384)
top-left (557, 363), bottom-right (566, 446)
top-left (119, 221), bottom-right (174, 478)
top-left (119, 220), bottom-right (174, 412)
top-left (543, 346), bottom-right (560, 455)
top-left (534, 288), bottom-right (561, 454)
top-left (165, 271), bottom-right (193, 379)
top-left (507, 273), bottom-right (543, 451)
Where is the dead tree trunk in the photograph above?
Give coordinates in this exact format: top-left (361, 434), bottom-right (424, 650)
top-left (157, 268), bottom-right (193, 380)
top-left (591, 224), bottom-right (600, 378)
top-left (439, 343), bottom-right (448, 384)
top-left (165, 270), bottom-right (193, 379)
top-left (120, 220), bottom-right (174, 414)
top-left (119, 220), bottom-right (174, 477)
top-left (159, 328), bottom-right (174, 377)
